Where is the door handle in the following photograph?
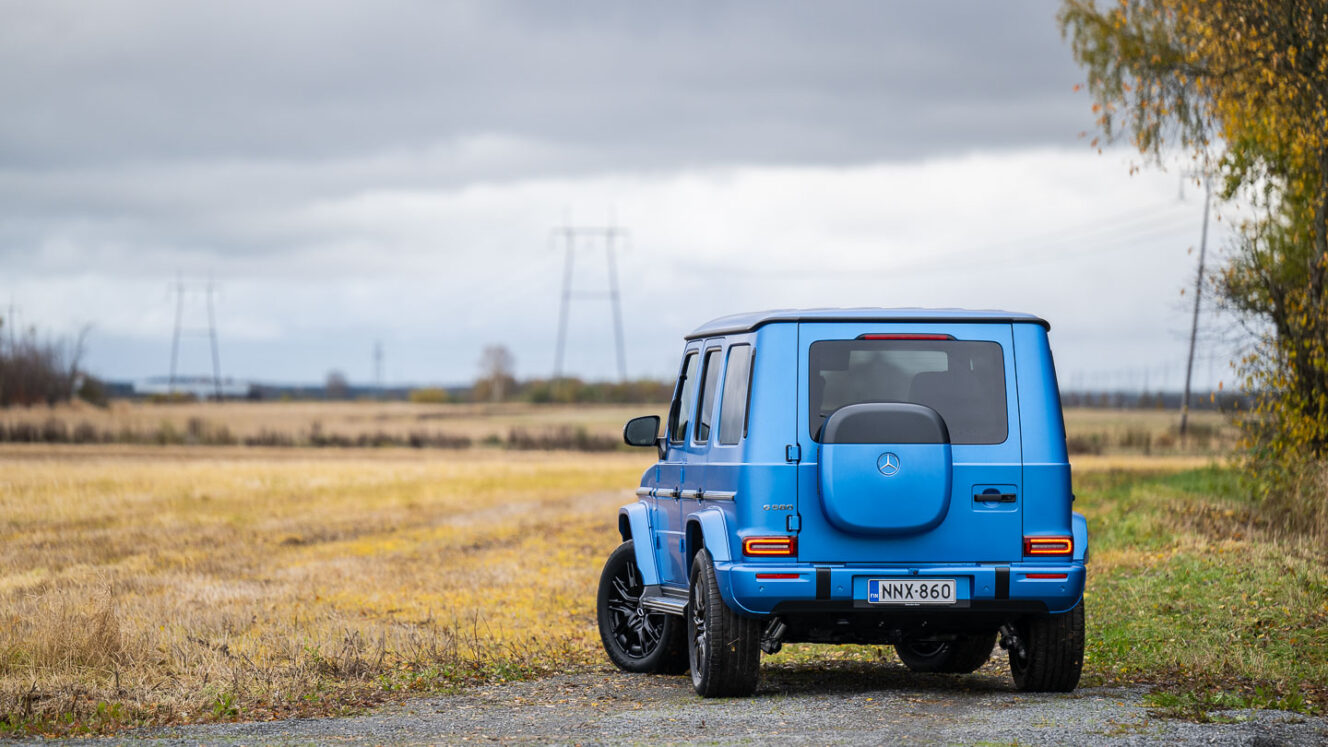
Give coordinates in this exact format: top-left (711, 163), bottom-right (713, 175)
top-left (974, 492), bottom-right (1017, 503)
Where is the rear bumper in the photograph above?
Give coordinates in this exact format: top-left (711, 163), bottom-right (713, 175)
top-left (713, 560), bottom-right (1085, 617)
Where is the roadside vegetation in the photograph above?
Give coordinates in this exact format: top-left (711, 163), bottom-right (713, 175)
top-left (1077, 467), bottom-right (1326, 718)
top-left (1061, 0), bottom-right (1328, 541)
top-left (771, 464), bottom-right (1326, 719)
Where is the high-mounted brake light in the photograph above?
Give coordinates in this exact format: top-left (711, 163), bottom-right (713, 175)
top-left (859, 334), bottom-right (954, 340)
top-left (1023, 536), bottom-right (1073, 556)
top-left (742, 536), bottom-right (797, 557)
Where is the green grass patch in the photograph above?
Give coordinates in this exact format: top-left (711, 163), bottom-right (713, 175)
top-left (1078, 466), bottom-right (1327, 716)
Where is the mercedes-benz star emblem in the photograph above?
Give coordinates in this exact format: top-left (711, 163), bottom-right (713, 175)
top-left (877, 452), bottom-right (900, 477)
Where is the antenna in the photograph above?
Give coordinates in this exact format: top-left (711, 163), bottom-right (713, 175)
top-left (551, 213), bottom-right (630, 384)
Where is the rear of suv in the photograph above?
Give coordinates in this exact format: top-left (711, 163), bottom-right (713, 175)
top-left (597, 308), bottom-right (1087, 697)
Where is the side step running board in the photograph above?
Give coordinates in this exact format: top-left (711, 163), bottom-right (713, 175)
top-left (639, 585), bottom-right (689, 615)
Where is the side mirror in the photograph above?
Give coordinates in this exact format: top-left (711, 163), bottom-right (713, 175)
top-left (623, 415), bottom-right (663, 457)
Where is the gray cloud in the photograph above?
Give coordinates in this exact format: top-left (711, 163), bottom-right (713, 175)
top-left (1, 0), bottom-right (1087, 171)
top-left (1, 0), bottom-right (1096, 279)
top-left (5, 0), bottom-right (1224, 390)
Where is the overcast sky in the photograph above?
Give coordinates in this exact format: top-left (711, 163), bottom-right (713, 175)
top-left (1, 0), bottom-right (1238, 390)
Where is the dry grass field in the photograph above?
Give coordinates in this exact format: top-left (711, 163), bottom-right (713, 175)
top-left (3, 402), bottom-right (1313, 736)
top-left (0, 445), bottom-right (649, 734)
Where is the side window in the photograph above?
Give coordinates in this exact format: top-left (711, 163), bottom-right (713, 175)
top-left (694, 349), bottom-right (722, 443)
top-left (668, 352), bottom-right (700, 442)
top-left (717, 344), bottom-right (753, 445)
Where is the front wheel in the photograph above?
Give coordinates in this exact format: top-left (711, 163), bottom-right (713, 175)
top-left (1009, 600), bottom-right (1085, 692)
top-left (596, 541), bottom-right (688, 674)
top-left (688, 549), bottom-right (761, 697)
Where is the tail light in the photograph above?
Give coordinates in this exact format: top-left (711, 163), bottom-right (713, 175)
top-left (742, 536), bottom-right (797, 557)
top-left (1023, 536), bottom-right (1073, 557)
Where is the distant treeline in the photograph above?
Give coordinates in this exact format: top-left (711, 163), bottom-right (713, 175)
top-left (0, 416), bottom-right (622, 452)
top-left (118, 377), bottom-right (675, 405)
top-left (1060, 390), bottom-right (1250, 411)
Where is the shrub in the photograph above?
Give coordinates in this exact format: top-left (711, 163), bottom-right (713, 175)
top-left (408, 388), bottom-right (451, 404)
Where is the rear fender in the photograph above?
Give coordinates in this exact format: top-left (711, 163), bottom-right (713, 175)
top-left (685, 507), bottom-right (732, 573)
top-left (1072, 511), bottom-right (1089, 563)
top-left (617, 503), bottom-right (660, 586)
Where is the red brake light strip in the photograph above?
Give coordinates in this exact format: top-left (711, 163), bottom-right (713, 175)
top-left (859, 334), bottom-right (954, 340)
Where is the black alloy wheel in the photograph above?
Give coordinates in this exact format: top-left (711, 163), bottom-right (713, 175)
top-left (687, 549), bottom-right (761, 696)
top-left (1009, 600), bottom-right (1085, 692)
top-left (596, 540), bottom-right (687, 674)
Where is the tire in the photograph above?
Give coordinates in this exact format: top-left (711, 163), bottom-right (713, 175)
top-left (597, 541), bottom-right (688, 674)
top-left (895, 632), bottom-right (997, 674)
top-left (688, 549), bottom-right (761, 697)
top-left (1009, 600), bottom-right (1085, 692)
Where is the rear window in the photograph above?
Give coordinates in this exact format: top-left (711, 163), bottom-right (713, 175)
top-left (809, 339), bottom-right (1008, 444)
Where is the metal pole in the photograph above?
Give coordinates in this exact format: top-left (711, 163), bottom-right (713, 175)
top-left (5, 297), bottom-right (15, 352)
top-left (605, 228), bottom-right (627, 383)
top-left (1180, 178), bottom-right (1211, 439)
top-left (553, 227), bottom-right (575, 384)
top-left (169, 274), bottom-right (184, 395)
top-left (374, 340), bottom-right (383, 398)
top-left (206, 279), bottom-right (222, 402)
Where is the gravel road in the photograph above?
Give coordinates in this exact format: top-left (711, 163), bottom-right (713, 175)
top-left (66, 664), bottom-right (1326, 746)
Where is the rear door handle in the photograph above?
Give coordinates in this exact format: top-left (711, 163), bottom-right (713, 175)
top-left (974, 492), bottom-right (1017, 503)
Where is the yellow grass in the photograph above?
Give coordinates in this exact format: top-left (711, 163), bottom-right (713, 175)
top-left (0, 445), bottom-right (654, 733)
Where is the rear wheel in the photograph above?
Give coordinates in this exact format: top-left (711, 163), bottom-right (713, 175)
top-left (596, 541), bottom-right (688, 674)
top-left (895, 632), bottom-right (997, 674)
top-left (688, 550), bottom-right (761, 697)
top-left (1009, 601), bottom-right (1084, 692)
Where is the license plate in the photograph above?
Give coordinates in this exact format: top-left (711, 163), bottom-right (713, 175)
top-left (867, 578), bottom-right (957, 605)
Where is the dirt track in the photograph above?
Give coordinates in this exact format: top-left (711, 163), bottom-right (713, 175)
top-left (91, 665), bottom-right (1326, 746)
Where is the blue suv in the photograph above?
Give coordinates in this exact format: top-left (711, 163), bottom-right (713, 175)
top-left (597, 308), bottom-right (1087, 696)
